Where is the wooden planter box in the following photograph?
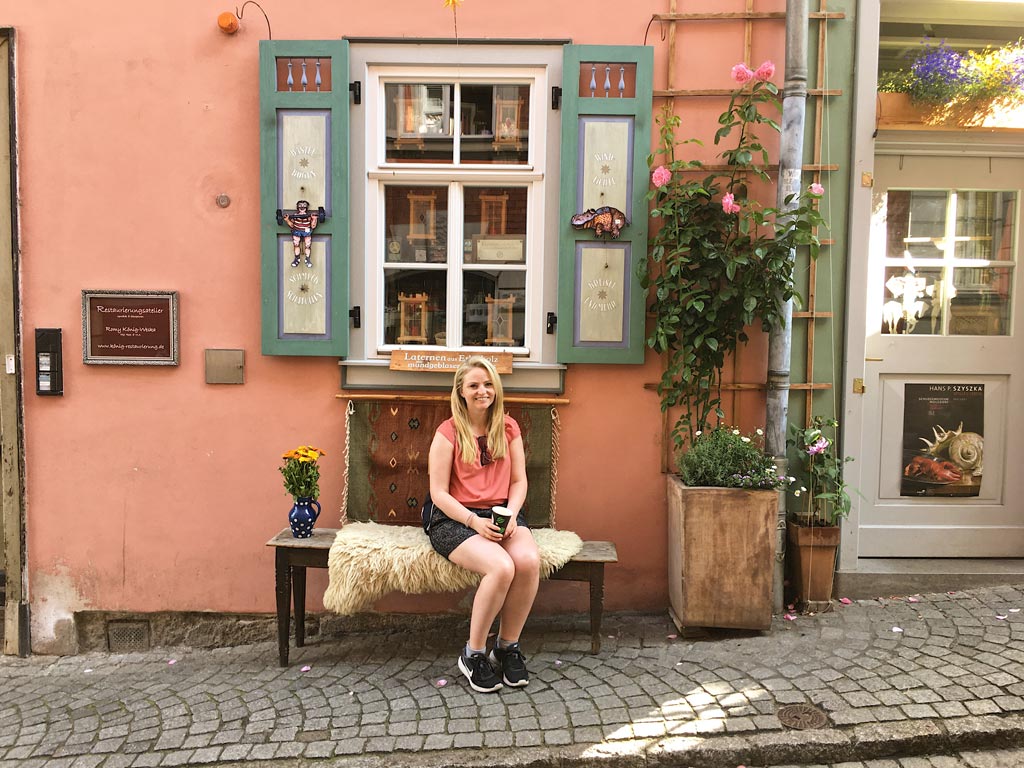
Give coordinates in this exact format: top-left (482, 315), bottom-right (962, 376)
top-left (667, 475), bottom-right (777, 631)
top-left (876, 91), bottom-right (1024, 131)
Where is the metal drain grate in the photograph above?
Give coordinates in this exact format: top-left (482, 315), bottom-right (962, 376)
top-left (777, 703), bottom-right (830, 730)
top-left (107, 620), bottom-right (151, 652)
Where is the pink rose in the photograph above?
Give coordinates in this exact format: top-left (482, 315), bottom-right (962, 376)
top-left (721, 193), bottom-right (741, 214)
top-left (810, 182), bottom-right (825, 195)
top-left (651, 165), bottom-right (672, 189)
top-left (730, 63), bottom-right (754, 84)
top-left (754, 60), bottom-right (776, 81)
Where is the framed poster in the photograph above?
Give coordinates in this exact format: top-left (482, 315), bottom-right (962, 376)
top-left (470, 235), bottom-right (525, 264)
top-left (901, 383), bottom-right (984, 497)
top-left (82, 290), bottom-right (179, 365)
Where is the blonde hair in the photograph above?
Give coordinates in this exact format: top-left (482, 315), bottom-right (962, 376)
top-left (450, 355), bottom-right (508, 465)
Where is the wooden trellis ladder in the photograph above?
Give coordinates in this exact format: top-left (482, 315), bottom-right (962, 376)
top-left (649, 1), bottom-right (845, 469)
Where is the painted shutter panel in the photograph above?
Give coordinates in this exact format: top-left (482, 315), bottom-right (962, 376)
top-left (260, 40), bottom-right (350, 356)
top-left (557, 45), bottom-right (653, 364)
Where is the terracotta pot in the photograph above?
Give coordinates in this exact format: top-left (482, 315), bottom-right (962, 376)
top-left (786, 520), bottom-right (840, 604)
top-left (667, 476), bottom-right (777, 631)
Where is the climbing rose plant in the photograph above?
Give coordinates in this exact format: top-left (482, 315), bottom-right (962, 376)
top-left (640, 61), bottom-right (827, 448)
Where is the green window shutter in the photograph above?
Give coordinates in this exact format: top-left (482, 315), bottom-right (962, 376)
top-left (260, 40), bottom-right (350, 356)
top-left (557, 45), bottom-right (653, 364)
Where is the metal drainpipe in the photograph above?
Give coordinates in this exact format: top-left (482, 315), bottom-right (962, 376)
top-left (767, 0), bottom-right (809, 615)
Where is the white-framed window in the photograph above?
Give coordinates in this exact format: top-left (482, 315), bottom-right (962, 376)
top-left (345, 43), bottom-right (564, 387)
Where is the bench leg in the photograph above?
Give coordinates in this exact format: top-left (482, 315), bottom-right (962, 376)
top-left (589, 564), bottom-right (605, 655)
top-left (275, 549), bottom-right (292, 667)
top-left (293, 566), bottom-right (307, 647)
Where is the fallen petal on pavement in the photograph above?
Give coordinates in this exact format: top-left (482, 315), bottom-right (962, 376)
top-left (892, 626), bottom-right (903, 633)
top-left (839, 597), bottom-right (852, 605)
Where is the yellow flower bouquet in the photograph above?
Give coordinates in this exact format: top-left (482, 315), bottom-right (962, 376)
top-left (280, 445), bottom-right (326, 500)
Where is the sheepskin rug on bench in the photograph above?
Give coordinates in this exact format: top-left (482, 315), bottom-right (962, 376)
top-left (323, 521), bottom-right (583, 616)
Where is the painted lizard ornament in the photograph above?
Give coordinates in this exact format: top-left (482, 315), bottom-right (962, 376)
top-left (570, 206), bottom-right (629, 239)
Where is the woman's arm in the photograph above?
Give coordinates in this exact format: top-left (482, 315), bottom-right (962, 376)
top-left (502, 435), bottom-right (528, 537)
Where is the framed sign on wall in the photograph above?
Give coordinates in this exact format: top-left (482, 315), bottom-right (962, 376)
top-left (82, 290), bottom-right (180, 365)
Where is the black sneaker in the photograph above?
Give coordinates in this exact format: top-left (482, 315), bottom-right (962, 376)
top-left (489, 643), bottom-right (529, 687)
top-left (458, 649), bottom-right (503, 693)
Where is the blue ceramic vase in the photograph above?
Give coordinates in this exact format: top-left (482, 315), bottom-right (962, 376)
top-left (288, 497), bottom-right (321, 538)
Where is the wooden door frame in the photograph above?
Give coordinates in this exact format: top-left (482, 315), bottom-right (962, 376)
top-left (0, 28), bottom-right (27, 657)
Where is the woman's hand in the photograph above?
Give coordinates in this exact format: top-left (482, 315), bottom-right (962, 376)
top-left (503, 513), bottom-right (518, 539)
top-left (469, 514), bottom-right (503, 542)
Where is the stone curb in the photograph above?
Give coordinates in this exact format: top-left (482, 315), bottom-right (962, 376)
top-left (204, 714), bottom-right (1024, 768)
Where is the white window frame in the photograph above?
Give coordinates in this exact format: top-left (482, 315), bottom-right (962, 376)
top-left (344, 42), bottom-right (564, 390)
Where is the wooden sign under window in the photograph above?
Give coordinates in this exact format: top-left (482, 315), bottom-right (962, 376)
top-left (389, 350), bottom-right (513, 374)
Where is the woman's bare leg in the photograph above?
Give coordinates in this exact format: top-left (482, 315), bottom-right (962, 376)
top-left (449, 536), bottom-right (515, 649)
top-left (496, 526), bottom-right (540, 642)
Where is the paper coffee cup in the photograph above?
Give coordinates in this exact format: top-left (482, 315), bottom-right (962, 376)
top-left (491, 506), bottom-right (512, 535)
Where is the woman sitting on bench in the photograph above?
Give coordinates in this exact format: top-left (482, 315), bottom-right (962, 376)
top-left (422, 355), bottom-right (540, 693)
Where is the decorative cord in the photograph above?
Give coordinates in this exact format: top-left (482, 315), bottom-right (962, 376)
top-left (339, 399), bottom-right (354, 526)
top-left (550, 406), bottom-right (560, 528)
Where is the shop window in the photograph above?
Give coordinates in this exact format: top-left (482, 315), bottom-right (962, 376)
top-left (370, 67), bottom-right (540, 353)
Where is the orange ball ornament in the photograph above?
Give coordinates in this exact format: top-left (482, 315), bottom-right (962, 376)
top-left (217, 12), bottom-right (240, 34)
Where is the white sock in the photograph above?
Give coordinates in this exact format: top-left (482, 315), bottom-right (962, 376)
top-left (466, 643), bottom-right (485, 656)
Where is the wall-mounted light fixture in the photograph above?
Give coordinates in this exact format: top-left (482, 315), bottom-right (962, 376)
top-left (217, 1), bottom-right (272, 39)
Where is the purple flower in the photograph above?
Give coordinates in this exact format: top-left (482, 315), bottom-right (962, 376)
top-left (807, 437), bottom-right (829, 455)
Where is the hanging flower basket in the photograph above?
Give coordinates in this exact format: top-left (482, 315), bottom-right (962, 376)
top-left (877, 38), bottom-right (1024, 131)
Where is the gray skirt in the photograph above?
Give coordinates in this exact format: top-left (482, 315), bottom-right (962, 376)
top-left (424, 497), bottom-right (528, 560)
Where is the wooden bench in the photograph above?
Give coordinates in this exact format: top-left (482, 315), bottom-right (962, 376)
top-left (267, 527), bottom-right (618, 666)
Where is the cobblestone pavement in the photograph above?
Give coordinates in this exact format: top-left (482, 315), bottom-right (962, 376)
top-left (3, 586), bottom-right (1024, 767)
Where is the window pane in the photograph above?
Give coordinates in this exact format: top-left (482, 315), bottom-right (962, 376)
top-left (881, 266), bottom-right (943, 335)
top-left (954, 191), bottom-right (1017, 262)
top-left (461, 84), bottom-right (530, 165)
top-left (462, 271), bottom-right (526, 347)
top-left (383, 269), bottom-right (447, 345)
top-left (385, 83), bottom-right (454, 164)
top-left (886, 190), bottom-right (947, 260)
top-left (463, 186), bottom-right (527, 265)
top-left (950, 266), bottom-right (1012, 335)
top-left (384, 185), bottom-right (449, 264)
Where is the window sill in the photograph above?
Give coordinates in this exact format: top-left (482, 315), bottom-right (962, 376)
top-left (339, 357), bottom-right (565, 393)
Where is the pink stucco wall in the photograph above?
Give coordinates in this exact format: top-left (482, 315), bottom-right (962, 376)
top-left (8, 0), bottom-right (786, 652)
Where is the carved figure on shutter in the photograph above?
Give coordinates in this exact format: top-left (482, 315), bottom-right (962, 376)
top-left (278, 200), bottom-right (324, 267)
top-left (570, 206), bottom-right (628, 239)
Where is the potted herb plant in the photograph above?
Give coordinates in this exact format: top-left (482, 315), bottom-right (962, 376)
top-left (667, 426), bottom-right (792, 631)
top-left (786, 417), bottom-right (853, 605)
top-left (877, 38), bottom-right (1024, 129)
top-left (643, 62), bottom-right (823, 630)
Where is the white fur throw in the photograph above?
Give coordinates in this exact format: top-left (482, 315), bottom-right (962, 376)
top-left (323, 522), bottom-right (583, 616)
